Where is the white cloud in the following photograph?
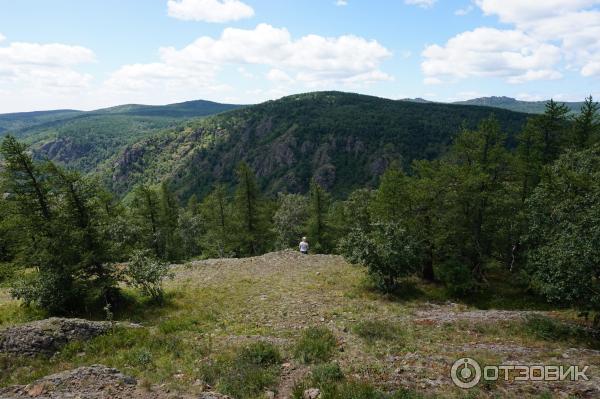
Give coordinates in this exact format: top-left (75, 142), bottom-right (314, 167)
top-left (474, 0), bottom-right (600, 77)
top-left (421, 27), bottom-right (562, 84)
top-left (0, 33), bottom-right (5, 43)
top-left (335, 0), bottom-right (348, 6)
top-left (405, 0), bottom-right (437, 9)
top-left (0, 39), bottom-right (95, 93)
top-left (454, 5), bottom-right (474, 16)
top-left (107, 23), bottom-right (392, 94)
top-left (167, 0), bottom-right (254, 23)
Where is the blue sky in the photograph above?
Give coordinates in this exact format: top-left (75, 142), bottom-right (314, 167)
top-left (0, 0), bottom-right (599, 112)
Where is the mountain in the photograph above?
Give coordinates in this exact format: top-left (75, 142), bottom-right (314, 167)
top-left (0, 100), bottom-right (244, 173)
top-left (0, 110), bottom-right (83, 134)
top-left (454, 96), bottom-right (585, 114)
top-left (105, 91), bottom-right (531, 200)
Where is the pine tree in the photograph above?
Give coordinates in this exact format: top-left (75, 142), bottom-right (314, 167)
top-left (201, 184), bottom-right (232, 258)
top-left (232, 162), bottom-right (271, 256)
top-left (571, 96), bottom-right (599, 149)
top-left (131, 184), bottom-right (163, 258)
top-left (159, 182), bottom-right (181, 261)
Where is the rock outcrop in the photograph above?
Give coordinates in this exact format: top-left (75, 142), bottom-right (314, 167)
top-left (0, 318), bottom-right (113, 357)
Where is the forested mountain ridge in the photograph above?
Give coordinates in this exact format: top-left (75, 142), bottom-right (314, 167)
top-left (0, 109), bottom-right (83, 134)
top-left (454, 96), bottom-right (585, 114)
top-left (107, 91), bottom-right (530, 199)
top-left (0, 99), bottom-right (244, 173)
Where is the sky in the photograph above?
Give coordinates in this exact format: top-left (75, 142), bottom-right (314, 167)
top-left (0, 0), bottom-right (599, 113)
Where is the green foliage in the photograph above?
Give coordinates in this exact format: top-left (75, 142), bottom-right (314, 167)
top-left (1, 135), bottom-right (120, 314)
top-left (523, 315), bottom-right (599, 348)
top-left (307, 179), bottom-right (333, 253)
top-left (200, 342), bottom-right (282, 399)
top-left (294, 326), bottom-right (338, 364)
top-left (232, 162), bottom-right (273, 256)
top-left (526, 144), bottom-right (600, 320)
top-left (338, 223), bottom-right (418, 293)
top-left (571, 95), bottom-right (600, 149)
top-left (435, 259), bottom-right (478, 297)
top-left (200, 184), bottom-right (233, 258)
top-left (124, 249), bottom-right (174, 301)
top-left (273, 193), bottom-right (309, 249)
top-left (310, 362), bottom-right (345, 385)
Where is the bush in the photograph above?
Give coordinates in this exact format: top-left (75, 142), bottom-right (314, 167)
top-left (124, 250), bottom-right (174, 301)
top-left (524, 315), bottom-right (599, 347)
top-left (338, 223), bottom-right (418, 293)
top-left (353, 320), bottom-right (404, 344)
top-left (294, 327), bottom-right (337, 364)
top-left (237, 341), bottom-right (282, 367)
top-left (436, 259), bottom-right (478, 297)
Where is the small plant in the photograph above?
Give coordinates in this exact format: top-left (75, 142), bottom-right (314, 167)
top-left (294, 327), bottom-right (337, 364)
top-left (124, 249), bottom-right (174, 301)
top-left (311, 362), bottom-right (345, 385)
top-left (199, 342), bottom-right (282, 399)
top-left (353, 320), bottom-right (404, 344)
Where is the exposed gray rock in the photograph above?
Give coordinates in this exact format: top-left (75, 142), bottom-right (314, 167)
top-left (0, 365), bottom-right (234, 398)
top-left (0, 318), bottom-right (113, 357)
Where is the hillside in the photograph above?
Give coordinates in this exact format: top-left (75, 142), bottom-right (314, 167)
top-left (107, 91), bottom-right (531, 199)
top-left (1, 251), bottom-right (597, 398)
top-left (0, 100), bottom-right (244, 173)
top-left (454, 96), bottom-right (584, 114)
top-left (0, 110), bottom-right (83, 134)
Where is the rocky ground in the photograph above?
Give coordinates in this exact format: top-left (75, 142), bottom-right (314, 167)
top-left (1, 251), bottom-right (599, 398)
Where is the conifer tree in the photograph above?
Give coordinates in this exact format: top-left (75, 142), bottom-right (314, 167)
top-left (306, 179), bottom-right (331, 253)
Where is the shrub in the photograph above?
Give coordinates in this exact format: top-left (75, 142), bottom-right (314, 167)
top-left (435, 259), bottom-right (478, 297)
top-left (124, 250), bottom-right (174, 301)
top-left (294, 327), bottom-right (337, 364)
top-left (338, 223), bottom-right (418, 293)
top-left (200, 342), bottom-right (282, 399)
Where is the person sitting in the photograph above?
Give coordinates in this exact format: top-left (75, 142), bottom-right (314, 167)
top-left (299, 237), bottom-right (309, 254)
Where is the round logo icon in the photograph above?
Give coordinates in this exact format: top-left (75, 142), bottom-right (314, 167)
top-left (451, 357), bottom-right (482, 388)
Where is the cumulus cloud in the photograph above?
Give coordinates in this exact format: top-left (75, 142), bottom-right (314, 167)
top-left (167, 0), bottom-right (254, 23)
top-left (405, 0), bottom-right (437, 9)
top-left (474, 0), bottom-right (600, 77)
top-left (421, 28), bottom-right (562, 84)
top-left (422, 1), bottom-right (600, 82)
top-left (335, 0), bottom-right (348, 6)
top-left (0, 39), bottom-right (95, 93)
top-left (106, 23), bottom-right (392, 94)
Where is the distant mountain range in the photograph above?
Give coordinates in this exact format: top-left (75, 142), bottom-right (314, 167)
top-left (400, 96), bottom-right (586, 114)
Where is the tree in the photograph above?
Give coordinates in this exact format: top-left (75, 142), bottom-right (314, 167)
top-left (434, 116), bottom-right (517, 282)
top-left (526, 144), bottom-right (600, 323)
top-left (159, 182), bottom-right (182, 261)
top-left (272, 193), bottom-right (309, 249)
top-left (1, 136), bottom-right (120, 313)
top-left (371, 166), bottom-right (410, 224)
top-left (537, 99), bottom-right (570, 164)
top-left (130, 184), bottom-right (163, 258)
top-left (179, 195), bottom-right (204, 258)
top-left (306, 179), bottom-right (332, 253)
top-left (201, 184), bottom-right (233, 258)
top-left (232, 162), bottom-right (271, 256)
top-left (571, 96), bottom-right (599, 149)
top-left (338, 223), bottom-right (418, 293)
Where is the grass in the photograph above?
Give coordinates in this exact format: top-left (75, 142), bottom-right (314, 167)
top-left (352, 320), bottom-right (405, 344)
top-left (294, 327), bottom-right (338, 364)
top-left (0, 252), bottom-right (597, 398)
top-left (523, 314), bottom-right (600, 349)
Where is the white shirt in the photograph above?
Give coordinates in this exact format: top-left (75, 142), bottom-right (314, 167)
top-left (299, 241), bottom-right (309, 252)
